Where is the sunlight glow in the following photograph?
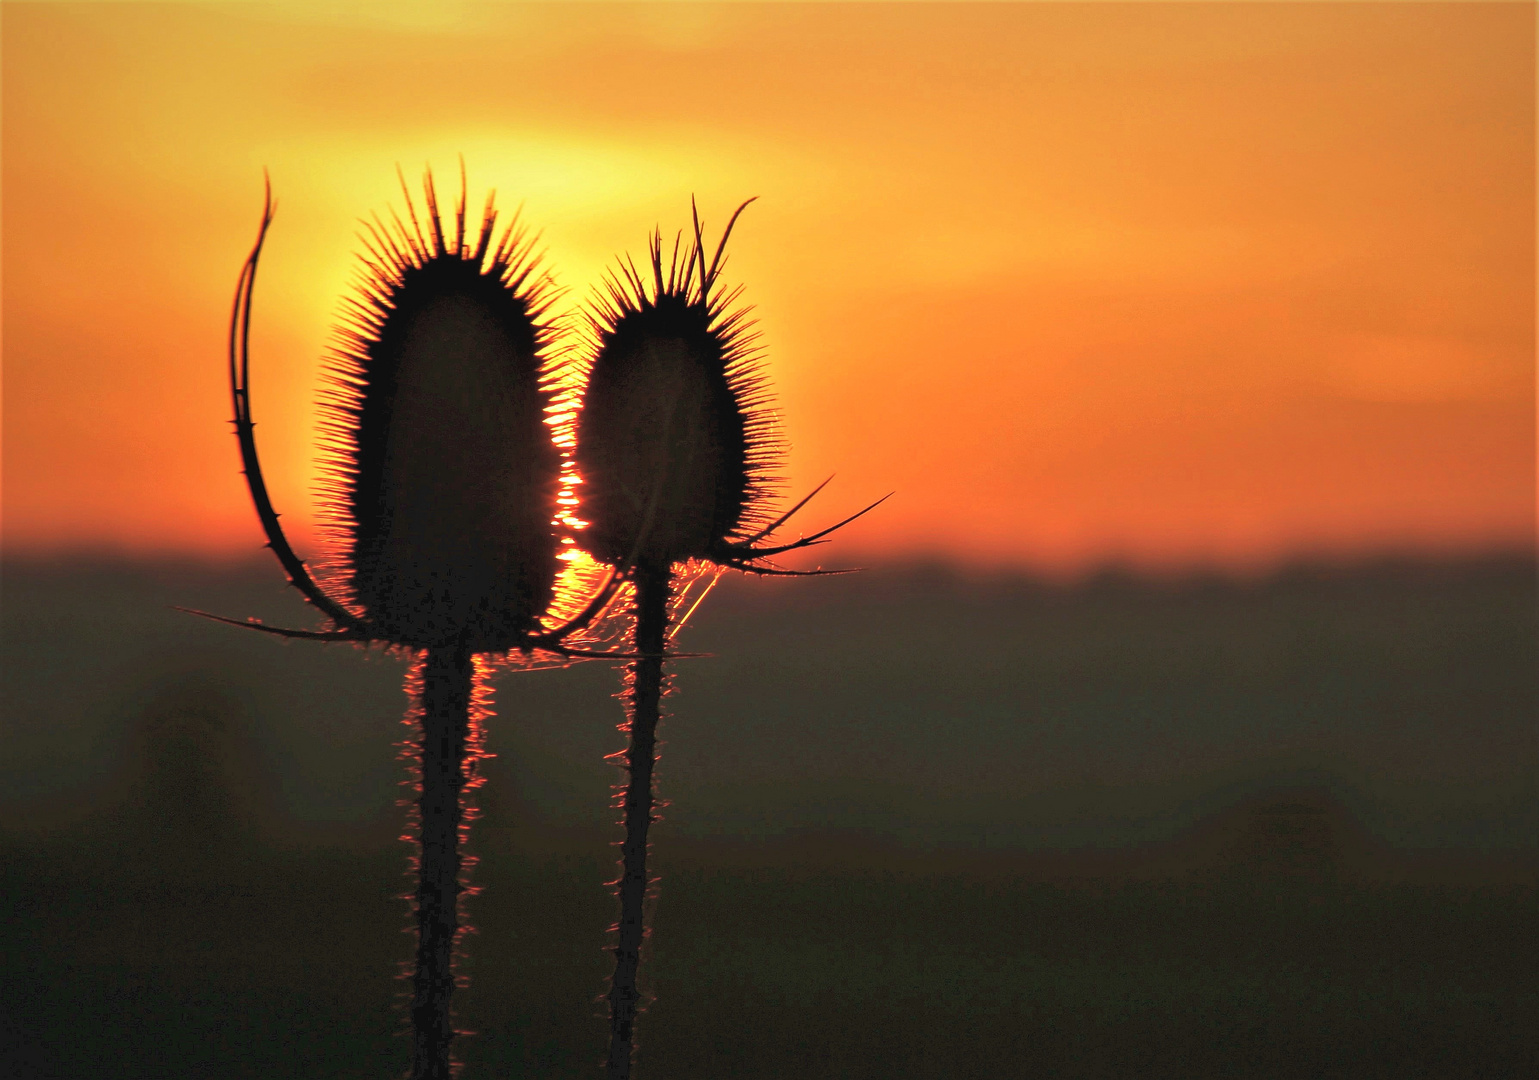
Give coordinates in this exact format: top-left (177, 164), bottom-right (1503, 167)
top-left (4, 2), bottom-right (1533, 570)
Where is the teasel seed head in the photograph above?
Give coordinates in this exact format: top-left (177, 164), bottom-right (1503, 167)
top-left (316, 169), bottom-right (563, 651)
top-left (574, 200), bottom-right (779, 573)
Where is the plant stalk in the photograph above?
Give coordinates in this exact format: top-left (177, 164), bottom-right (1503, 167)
top-left (607, 565), bottom-right (671, 1080)
top-left (412, 641), bottom-right (474, 1080)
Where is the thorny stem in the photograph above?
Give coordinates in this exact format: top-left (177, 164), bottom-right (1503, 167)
top-left (607, 565), bottom-right (671, 1080)
top-left (412, 642), bottom-right (474, 1080)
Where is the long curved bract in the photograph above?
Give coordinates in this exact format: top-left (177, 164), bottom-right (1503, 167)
top-left (229, 180), bottom-right (365, 633)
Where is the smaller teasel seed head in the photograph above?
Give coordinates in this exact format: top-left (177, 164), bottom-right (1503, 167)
top-left (575, 200), bottom-right (779, 573)
top-left (317, 168), bottom-right (563, 651)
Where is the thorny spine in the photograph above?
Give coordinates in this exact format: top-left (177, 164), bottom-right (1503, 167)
top-left (606, 566), bottom-right (671, 1080)
top-left (411, 643), bottom-right (475, 1080)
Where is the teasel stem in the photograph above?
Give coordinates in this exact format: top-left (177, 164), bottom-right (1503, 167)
top-left (607, 563), bottom-right (671, 1080)
top-left (412, 641), bottom-right (474, 1080)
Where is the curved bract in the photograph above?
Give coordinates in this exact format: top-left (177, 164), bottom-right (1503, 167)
top-left (320, 173), bottom-right (561, 651)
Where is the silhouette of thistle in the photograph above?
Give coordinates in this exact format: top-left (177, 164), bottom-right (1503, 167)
top-left (574, 200), bottom-right (884, 1079)
top-left (190, 169), bottom-right (620, 1080)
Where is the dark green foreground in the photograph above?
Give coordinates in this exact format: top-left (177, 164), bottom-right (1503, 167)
top-left (4, 820), bottom-right (1534, 1078)
top-left (2, 555), bottom-right (1534, 1077)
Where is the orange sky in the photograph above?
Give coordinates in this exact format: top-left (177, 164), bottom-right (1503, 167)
top-left (3, 2), bottom-right (1534, 574)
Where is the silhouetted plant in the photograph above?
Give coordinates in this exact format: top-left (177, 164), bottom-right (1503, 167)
top-left (190, 170), bottom-right (621, 1080)
top-left (574, 200), bottom-right (884, 1079)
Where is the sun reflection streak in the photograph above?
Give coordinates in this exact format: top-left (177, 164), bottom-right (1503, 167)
top-left (481, 323), bottom-right (632, 672)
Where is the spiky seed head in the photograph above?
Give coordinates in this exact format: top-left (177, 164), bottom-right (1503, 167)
top-left (317, 171), bottom-right (562, 651)
top-left (575, 202), bottom-right (777, 572)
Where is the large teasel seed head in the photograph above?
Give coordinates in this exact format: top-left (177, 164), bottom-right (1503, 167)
top-left (316, 171), bottom-right (562, 651)
top-left (574, 201), bottom-right (778, 572)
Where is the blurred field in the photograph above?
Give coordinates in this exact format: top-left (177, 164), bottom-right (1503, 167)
top-left (2, 553), bottom-right (1535, 1078)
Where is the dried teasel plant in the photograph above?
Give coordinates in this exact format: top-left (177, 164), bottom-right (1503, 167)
top-left (189, 169), bottom-right (625, 1080)
top-left (573, 199), bottom-right (885, 1079)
